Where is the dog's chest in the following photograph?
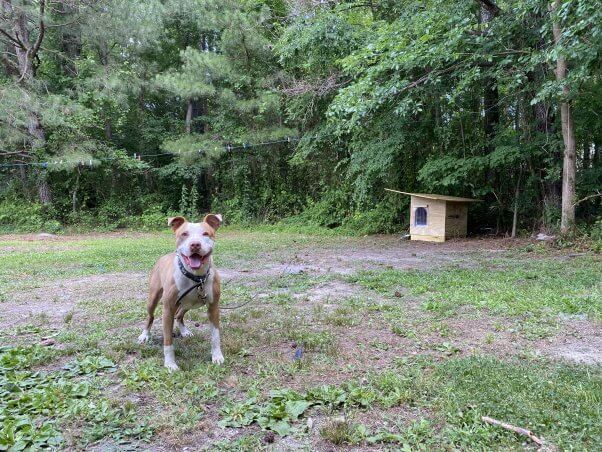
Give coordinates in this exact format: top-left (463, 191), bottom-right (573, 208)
top-left (174, 272), bottom-right (214, 310)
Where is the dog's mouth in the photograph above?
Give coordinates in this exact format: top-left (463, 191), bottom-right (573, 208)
top-left (182, 252), bottom-right (211, 270)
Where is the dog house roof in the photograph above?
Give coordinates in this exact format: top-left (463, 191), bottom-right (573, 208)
top-left (384, 189), bottom-right (480, 203)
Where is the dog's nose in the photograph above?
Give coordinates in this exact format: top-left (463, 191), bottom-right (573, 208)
top-left (189, 241), bottom-right (201, 251)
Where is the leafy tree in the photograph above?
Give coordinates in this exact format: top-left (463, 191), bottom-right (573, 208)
top-left (0, 0), bottom-right (600, 235)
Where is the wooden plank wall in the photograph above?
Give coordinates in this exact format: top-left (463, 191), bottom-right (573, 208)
top-left (444, 202), bottom-right (468, 237)
top-left (410, 198), bottom-right (446, 241)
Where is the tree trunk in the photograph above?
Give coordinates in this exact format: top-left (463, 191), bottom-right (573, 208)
top-left (480, 4), bottom-right (500, 155)
top-left (37, 171), bottom-right (52, 205)
top-left (185, 100), bottom-right (193, 134)
top-left (19, 165), bottom-right (30, 198)
top-left (511, 99), bottom-right (521, 238)
top-left (480, 2), bottom-right (501, 209)
top-left (104, 116), bottom-right (112, 141)
top-left (550, 0), bottom-right (576, 234)
top-left (483, 76), bottom-right (499, 152)
top-left (185, 99), bottom-right (206, 134)
top-left (535, 103), bottom-right (561, 223)
top-left (2, 0), bottom-right (51, 204)
top-left (98, 41), bottom-right (113, 142)
top-left (72, 167), bottom-right (81, 213)
top-left (58, 2), bottom-right (81, 77)
top-left (511, 168), bottom-right (522, 238)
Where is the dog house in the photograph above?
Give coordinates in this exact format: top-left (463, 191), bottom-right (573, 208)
top-left (385, 189), bottom-right (480, 242)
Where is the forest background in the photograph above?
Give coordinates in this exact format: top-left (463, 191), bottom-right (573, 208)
top-left (0, 0), bottom-right (600, 238)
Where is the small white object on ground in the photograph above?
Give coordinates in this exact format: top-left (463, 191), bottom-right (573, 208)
top-left (37, 233), bottom-right (58, 239)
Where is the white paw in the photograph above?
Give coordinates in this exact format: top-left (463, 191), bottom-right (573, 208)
top-left (180, 326), bottom-right (194, 338)
top-left (212, 352), bottom-right (224, 365)
top-left (137, 330), bottom-right (150, 344)
top-left (164, 361), bottom-right (180, 372)
top-left (163, 345), bottom-right (178, 371)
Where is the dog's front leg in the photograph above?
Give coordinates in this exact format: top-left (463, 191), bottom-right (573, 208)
top-left (175, 307), bottom-right (194, 338)
top-left (162, 296), bottom-right (179, 371)
top-left (207, 301), bottom-right (224, 364)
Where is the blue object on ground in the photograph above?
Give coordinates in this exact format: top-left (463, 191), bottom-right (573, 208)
top-left (294, 346), bottom-right (304, 360)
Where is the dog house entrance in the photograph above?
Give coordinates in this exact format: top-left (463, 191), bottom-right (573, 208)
top-left (415, 207), bottom-right (427, 226)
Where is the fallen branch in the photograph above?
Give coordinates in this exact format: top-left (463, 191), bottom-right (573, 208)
top-left (573, 191), bottom-right (602, 207)
top-left (481, 416), bottom-right (543, 446)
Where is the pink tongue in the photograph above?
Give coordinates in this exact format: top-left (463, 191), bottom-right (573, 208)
top-left (188, 254), bottom-right (202, 269)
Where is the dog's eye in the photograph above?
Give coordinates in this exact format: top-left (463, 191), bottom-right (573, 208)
top-left (202, 232), bottom-right (209, 236)
top-left (181, 232), bottom-right (189, 237)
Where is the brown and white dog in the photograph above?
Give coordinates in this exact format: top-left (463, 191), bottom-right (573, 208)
top-left (138, 214), bottom-right (223, 371)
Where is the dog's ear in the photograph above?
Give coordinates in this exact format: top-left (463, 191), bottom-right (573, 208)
top-left (203, 213), bottom-right (222, 230)
top-left (167, 216), bottom-right (186, 232)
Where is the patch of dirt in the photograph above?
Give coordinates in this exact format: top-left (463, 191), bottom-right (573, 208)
top-left (539, 318), bottom-right (602, 365)
top-left (548, 342), bottom-right (602, 365)
top-left (219, 263), bottom-right (322, 281)
top-left (0, 272), bottom-right (146, 328)
top-left (268, 236), bottom-right (537, 276)
top-left (432, 309), bottom-right (524, 359)
top-left (298, 280), bottom-right (366, 304)
top-left (219, 237), bottom-right (540, 279)
top-left (0, 231), bottom-right (160, 242)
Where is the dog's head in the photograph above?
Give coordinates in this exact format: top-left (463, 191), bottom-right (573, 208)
top-left (168, 214), bottom-right (222, 271)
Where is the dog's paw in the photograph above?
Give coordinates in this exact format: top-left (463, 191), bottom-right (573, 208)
top-left (180, 326), bottom-right (194, 338)
top-left (212, 352), bottom-right (224, 365)
top-left (164, 361), bottom-right (180, 372)
top-left (137, 330), bottom-right (150, 344)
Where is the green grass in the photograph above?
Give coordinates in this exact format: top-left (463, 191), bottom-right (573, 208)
top-left (1, 231), bottom-right (600, 449)
top-left (349, 256), bottom-right (602, 318)
top-left (0, 230), bottom-right (337, 293)
top-left (0, 346), bottom-right (152, 450)
top-left (429, 357), bottom-right (602, 450)
top-left (214, 357), bottom-right (602, 449)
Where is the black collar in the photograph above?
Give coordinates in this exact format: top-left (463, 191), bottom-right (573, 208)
top-left (176, 252), bottom-right (211, 305)
top-left (176, 251), bottom-right (211, 283)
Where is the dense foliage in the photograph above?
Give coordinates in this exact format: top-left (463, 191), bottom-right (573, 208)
top-left (0, 0), bottom-right (600, 234)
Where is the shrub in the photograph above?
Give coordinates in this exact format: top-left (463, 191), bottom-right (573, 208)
top-left (342, 202), bottom-right (404, 235)
top-left (96, 200), bottom-right (129, 229)
top-left (0, 201), bottom-right (46, 233)
top-left (589, 218), bottom-right (602, 241)
top-left (125, 205), bottom-right (172, 231)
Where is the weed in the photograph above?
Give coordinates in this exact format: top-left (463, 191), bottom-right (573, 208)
top-left (369, 340), bottom-right (390, 351)
top-left (484, 332), bottom-right (494, 344)
top-left (391, 323), bottom-right (415, 338)
top-left (0, 346), bottom-right (151, 449)
top-left (431, 321), bottom-right (453, 338)
top-left (432, 342), bottom-right (461, 356)
top-left (320, 417), bottom-right (366, 445)
top-left (324, 307), bottom-right (357, 326)
top-left (516, 317), bottom-right (560, 340)
top-left (63, 355), bottom-right (116, 375)
top-left (211, 435), bottom-right (264, 451)
top-left (64, 311), bottom-right (74, 323)
top-left (287, 330), bottom-right (337, 354)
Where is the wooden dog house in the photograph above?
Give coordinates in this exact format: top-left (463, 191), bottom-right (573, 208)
top-left (385, 189), bottom-right (480, 242)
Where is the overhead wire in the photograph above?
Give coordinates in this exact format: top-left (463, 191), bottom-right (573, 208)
top-left (0, 135), bottom-right (318, 169)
